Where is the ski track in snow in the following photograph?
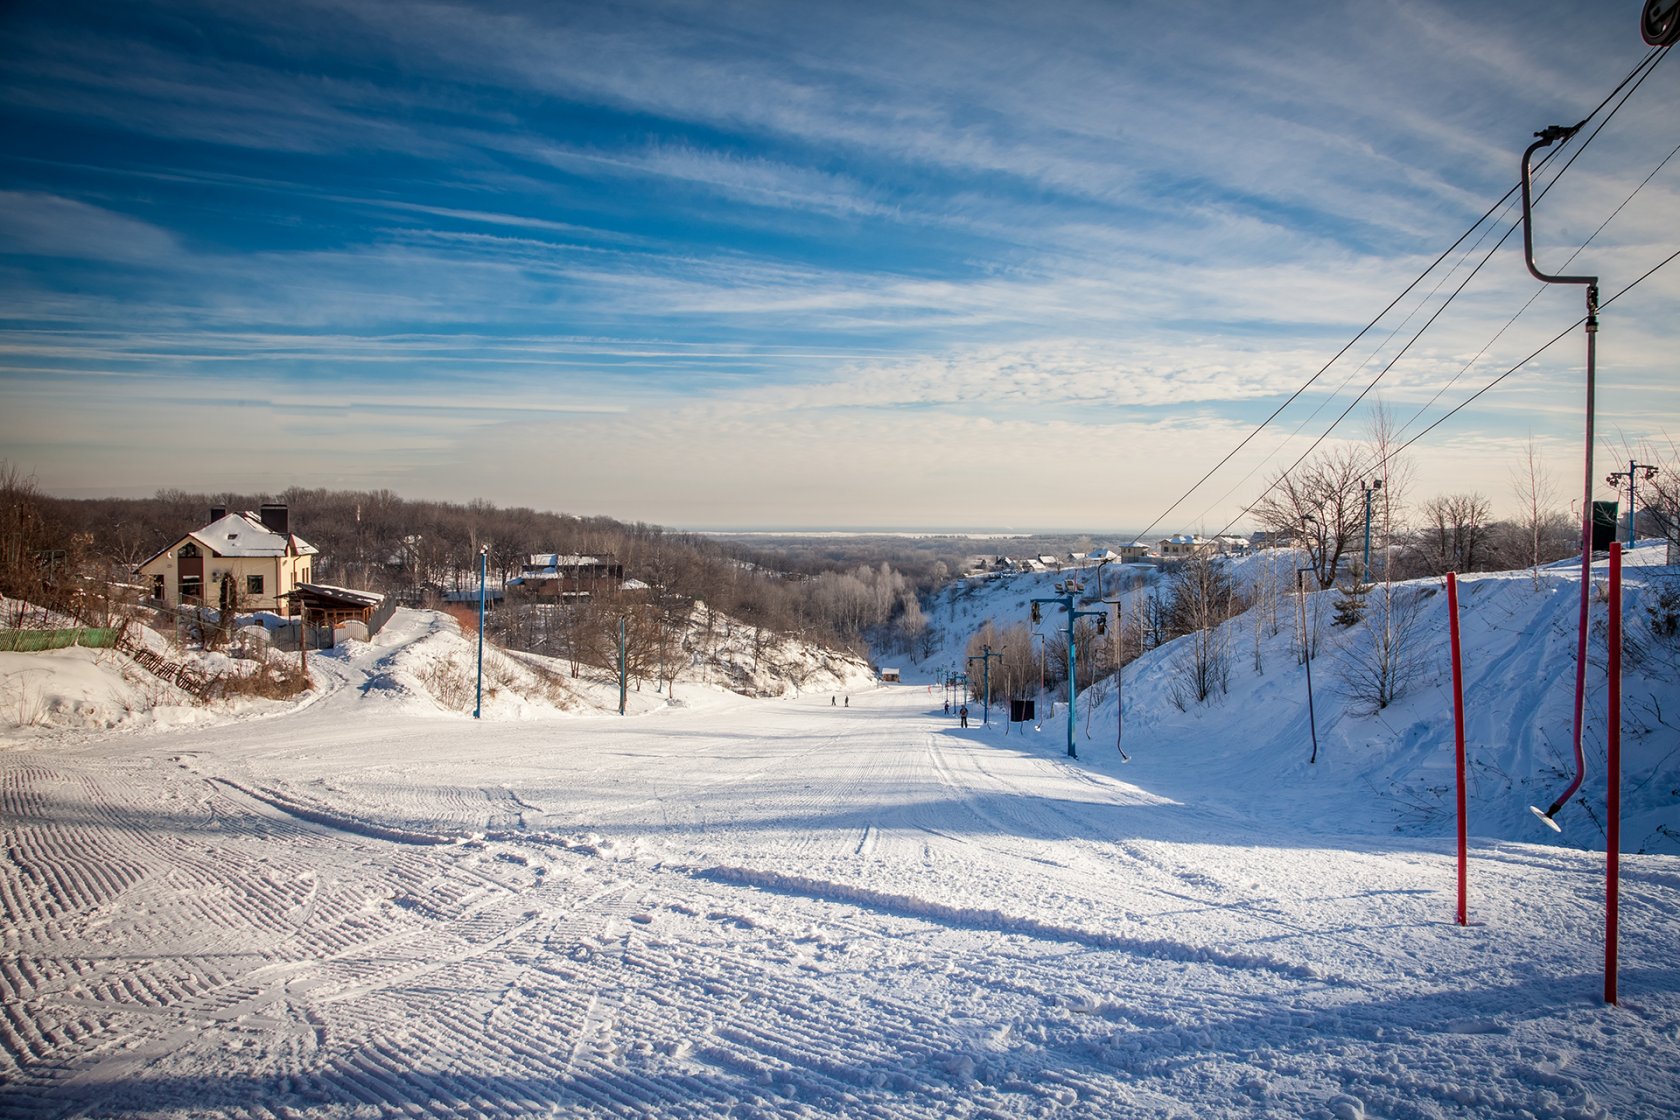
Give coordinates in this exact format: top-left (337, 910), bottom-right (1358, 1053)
top-left (2, 592), bottom-right (1679, 1119)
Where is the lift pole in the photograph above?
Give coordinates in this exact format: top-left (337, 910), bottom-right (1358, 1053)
top-left (1031, 582), bottom-right (1107, 759)
top-left (1521, 122), bottom-right (1598, 828)
top-left (966, 645), bottom-right (1002, 726)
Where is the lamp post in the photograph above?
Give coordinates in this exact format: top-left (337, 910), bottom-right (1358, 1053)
top-left (474, 544), bottom-right (487, 719)
top-left (1606, 461), bottom-right (1658, 549)
top-left (1031, 583), bottom-right (1108, 759)
top-left (1521, 122), bottom-right (1599, 829)
top-left (1361, 479), bottom-right (1383, 581)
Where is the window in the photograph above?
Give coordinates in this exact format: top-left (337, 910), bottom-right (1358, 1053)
top-left (247, 574), bottom-right (264, 596)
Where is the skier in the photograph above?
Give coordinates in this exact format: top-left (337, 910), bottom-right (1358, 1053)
top-left (959, 705), bottom-right (969, 728)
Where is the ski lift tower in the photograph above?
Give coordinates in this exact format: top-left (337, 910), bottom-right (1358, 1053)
top-left (1031, 579), bottom-right (1108, 759)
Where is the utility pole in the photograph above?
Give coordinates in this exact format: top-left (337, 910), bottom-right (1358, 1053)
top-left (966, 645), bottom-right (1001, 726)
top-left (1361, 479), bottom-right (1383, 581)
top-left (1606, 461), bottom-right (1658, 549)
top-left (1031, 580), bottom-right (1107, 759)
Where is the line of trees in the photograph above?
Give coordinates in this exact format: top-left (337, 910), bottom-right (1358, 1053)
top-left (0, 476), bottom-right (929, 677)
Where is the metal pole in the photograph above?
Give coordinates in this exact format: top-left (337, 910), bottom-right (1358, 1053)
top-left (474, 545), bottom-right (486, 719)
top-left (618, 616), bottom-right (627, 715)
top-left (1606, 542), bottom-right (1623, 1004)
top-left (1447, 572), bottom-right (1468, 926)
top-left (1112, 598), bottom-right (1127, 761)
top-left (1521, 124), bottom-right (1598, 827)
top-left (1298, 569), bottom-right (1319, 764)
top-left (1065, 612), bottom-right (1077, 758)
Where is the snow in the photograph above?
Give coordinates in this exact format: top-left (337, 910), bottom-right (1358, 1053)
top-left (2, 551), bottom-right (1678, 1118)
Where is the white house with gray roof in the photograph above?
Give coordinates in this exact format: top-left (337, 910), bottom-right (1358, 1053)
top-left (136, 505), bottom-right (318, 613)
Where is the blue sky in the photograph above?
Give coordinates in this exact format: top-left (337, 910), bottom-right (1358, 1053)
top-left (2, 0), bottom-right (1676, 531)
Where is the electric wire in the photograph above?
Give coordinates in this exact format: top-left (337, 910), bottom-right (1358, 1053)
top-left (1222, 45), bottom-right (1672, 532)
top-left (1379, 244), bottom-right (1680, 468)
top-left (1207, 119), bottom-right (1679, 538)
top-left (1130, 43), bottom-right (1669, 543)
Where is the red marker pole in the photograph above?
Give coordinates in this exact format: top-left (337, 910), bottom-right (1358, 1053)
top-left (1606, 543), bottom-right (1622, 1004)
top-left (1447, 572), bottom-right (1468, 926)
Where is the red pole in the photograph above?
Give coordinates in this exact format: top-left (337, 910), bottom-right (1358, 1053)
top-left (1606, 543), bottom-right (1622, 1004)
top-left (1447, 572), bottom-right (1468, 926)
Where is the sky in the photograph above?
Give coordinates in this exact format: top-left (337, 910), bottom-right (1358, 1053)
top-left (1, 0), bottom-right (1676, 532)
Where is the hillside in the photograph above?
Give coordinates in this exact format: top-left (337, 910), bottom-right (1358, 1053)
top-left (906, 543), bottom-right (1680, 854)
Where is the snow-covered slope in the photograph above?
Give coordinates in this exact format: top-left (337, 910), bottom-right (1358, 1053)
top-left (907, 545), bottom-right (1680, 854)
top-left (2, 556), bottom-right (1677, 1118)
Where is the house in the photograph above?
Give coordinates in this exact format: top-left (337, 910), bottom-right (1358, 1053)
top-left (136, 505), bottom-right (317, 613)
top-left (505, 554), bottom-right (627, 601)
top-left (1158, 534), bottom-right (1216, 561)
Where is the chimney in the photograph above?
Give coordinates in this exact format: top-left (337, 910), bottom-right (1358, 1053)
top-left (210, 506), bottom-right (226, 522)
top-left (259, 503), bottom-right (290, 535)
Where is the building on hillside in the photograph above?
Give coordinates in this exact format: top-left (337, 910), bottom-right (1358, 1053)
top-left (136, 505), bottom-right (317, 613)
top-left (1158, 534), bottom-right (1216, 561)
top-left (1248, 529), bottom-right (1297, 550)
top-left (505, 554), bottom-right (627, 601)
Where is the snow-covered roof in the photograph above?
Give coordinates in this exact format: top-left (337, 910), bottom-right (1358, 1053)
top-left (287, 582), bottom-right (383, 608)
top-left (138, 511), bottom-right (316, 568)
top-left (526, 554), bottom-right (605, 568)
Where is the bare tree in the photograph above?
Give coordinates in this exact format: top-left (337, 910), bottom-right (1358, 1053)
top-left (1511, 436), bottom-right (1557, 588)
top-left (1164, 554), bottom-right (1241, 707)
top-left (1252, 444), bottom-right (1366, 589)
top-left (1337, 583), bottom-right (1429, 714)
top-left (1417, 493), bottom-right (1493, 575)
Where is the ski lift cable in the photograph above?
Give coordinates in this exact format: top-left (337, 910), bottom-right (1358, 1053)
top-left (1133, 44), bottom-right (1668, 544)
top-left (1387, 131), bottom-right (1680, 453)
top-left (1375, 243), bottom-right (1680, 468)
top-left (1198, 46), bottom-right (1671, 538)
top-left (1183, 187), bottom-right (1536, 530)
top-left (1208, 237), bottom-right (1680, 541)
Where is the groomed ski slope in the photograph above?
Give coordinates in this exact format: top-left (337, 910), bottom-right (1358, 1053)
top-left (4, 582), bottom-right (1680, 1118)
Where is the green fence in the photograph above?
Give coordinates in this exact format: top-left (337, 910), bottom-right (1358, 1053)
top-left (0, 628), bottom-right (121, 652)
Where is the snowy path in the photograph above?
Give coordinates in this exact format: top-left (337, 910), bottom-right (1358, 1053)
top-left (4, 641), bottom-right (1680, 1117)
